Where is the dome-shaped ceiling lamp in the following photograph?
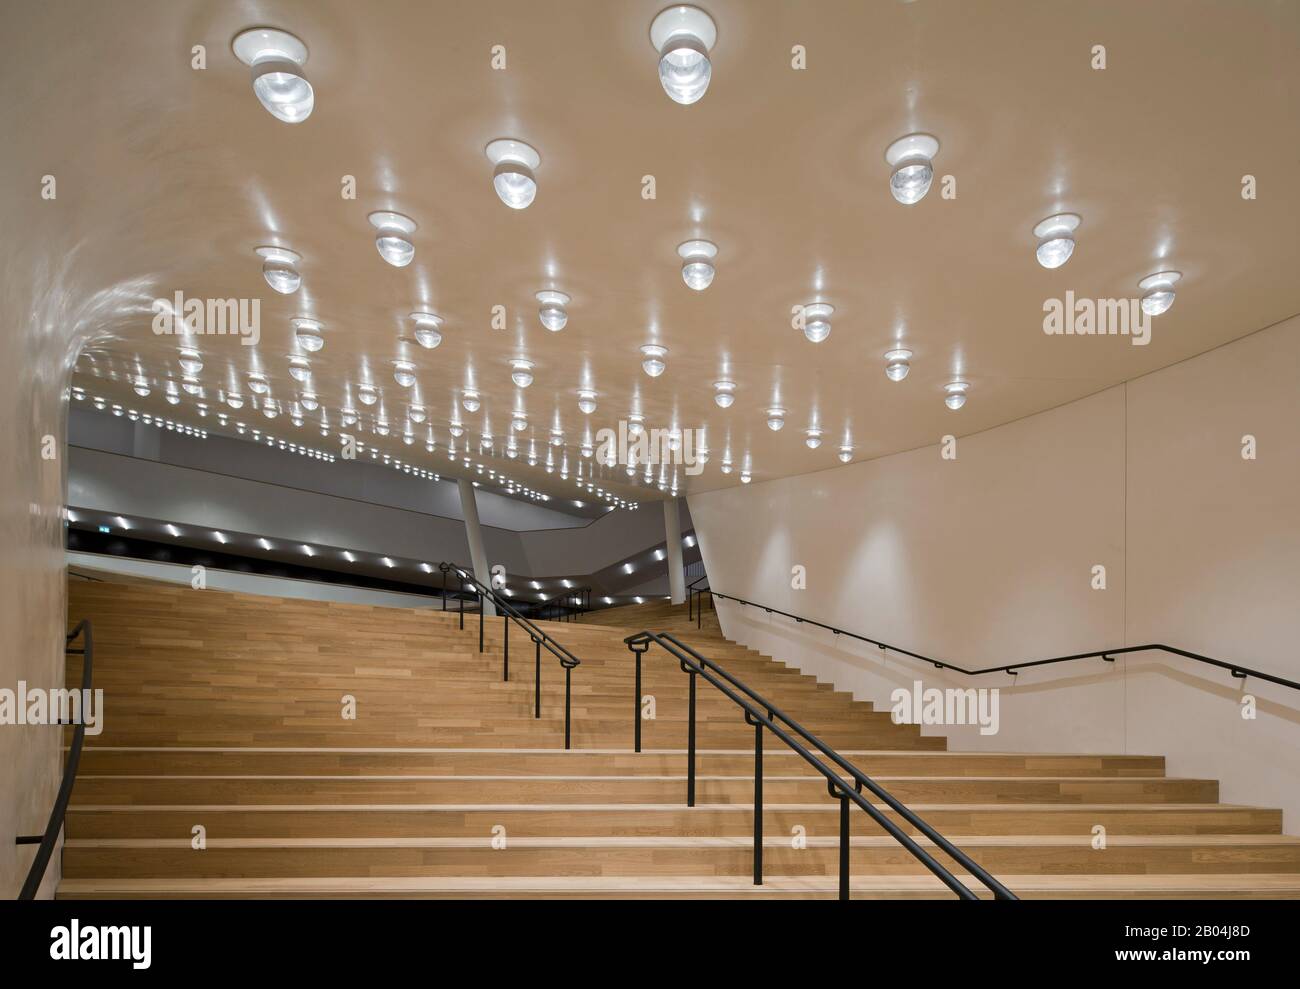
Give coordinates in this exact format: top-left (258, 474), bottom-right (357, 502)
top-left (368, 211), bottom-right (417, 267)
top-left (650, 5), bottom-right (717, 105)
top-left (884, 133), bottom-right (940, 205)
top-left (232, 28), bottom-right (315, 124)
top-left (485, 139), bottom-right (541, 210)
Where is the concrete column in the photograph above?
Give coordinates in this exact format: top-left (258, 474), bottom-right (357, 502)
top-left (457, 478), bottom-right (495, 616)
top-left (664, 496), bottom-right (686, 605)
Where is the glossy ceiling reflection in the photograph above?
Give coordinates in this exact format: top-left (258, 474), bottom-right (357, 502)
top-left (49, 0), bottom-right (1300, 505)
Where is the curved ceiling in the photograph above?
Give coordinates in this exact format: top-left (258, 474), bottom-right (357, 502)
top-left (9, 0), bottom-right (1299, 506)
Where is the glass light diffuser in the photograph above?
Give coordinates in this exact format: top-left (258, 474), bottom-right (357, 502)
top-left (1033, 213), bottom-right (1082, 269)
top-left (232, 29), bottom-right (314, 124)
top-left (368, 211), bottom-right (417, 267)
top-left (650, 5), bottom-right (717, 105)
top-left (884, 134), bottom-right (940, 205)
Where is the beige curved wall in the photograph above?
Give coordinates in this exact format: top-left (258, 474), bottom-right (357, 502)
top-left (689, 315), bottom-right (1300, 828)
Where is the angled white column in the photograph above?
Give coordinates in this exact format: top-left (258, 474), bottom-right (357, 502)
top-left (457, 478), bottom-right (495, 616)
top-left (664, 496), bottom-right (686, 605)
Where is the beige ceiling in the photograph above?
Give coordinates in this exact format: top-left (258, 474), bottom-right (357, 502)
top-left (13, 0), bottom-right (1300, 505)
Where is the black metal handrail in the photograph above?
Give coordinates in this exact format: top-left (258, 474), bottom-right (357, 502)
top-left (624, 629), bottom-right (1016, 901)
top-left (440, 563), bottom-right (581, 749)
top-left (534, 586), bottom-right (591, 623)
top-left (16, 620), bottom-right (94, 900)
top-left (687, 575), bottom-right (711, 624)
top-left (703, 589), bottom-right (1300, 693)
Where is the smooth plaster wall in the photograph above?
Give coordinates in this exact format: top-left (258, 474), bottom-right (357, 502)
top-left (688, 316), bottom-right (1300, 829)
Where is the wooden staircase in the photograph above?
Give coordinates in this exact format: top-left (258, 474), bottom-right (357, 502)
top-left (58, 574), bottom-right (1300, 898)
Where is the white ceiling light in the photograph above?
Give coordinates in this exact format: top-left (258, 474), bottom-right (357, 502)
top-left (804, 427), bottom-right (822, 449)
top-left (232, 28), bottom-right (314, 124)
top-left (341, 407), bottom-right (358, 426)
top-left (181, 376), bottom-right (202, 395)
top-left (462, 390), bottom-right (481, 413)
top-left (357, 383), bottom-right (378, 406)
top-left (650, 5), bottom-right (717, 105)
top-left (838, 445), bottom-right (853, 463)
top-left (288, 356), bottom-right (311, 382)
top-left (408, 312), bottom-right (443, 350)
top-left (944, 381), bottom-right (969, 410)
top-left (392, 361), bottom-right (417, 388)
top-left (766, 407), bottom-right (786, 431)
top-left (247, 373), bottom-right (270, 395)
top-left (288, 317), bottom-right (323, 353)
top-left (485, 139), bottom-right (540, 210)
top-left (884, 348), bottom-right (912, 381)
top-left (255, 246), bottom-right (302, 294)
top-left (132, 377), bottom-right (150, 397)
top-left (740, 470), bottom-right (752, 484)
top-left (577, 389), bottom-right (597, 415)
top-left (178, 348), bottom-right (203, 375)
top-left (800, 303), bottom-right (834, 343)
top-left (536, 291), bottom-right (570, 332)
top-left (713, 380), bottom-right (736, 408)
top-left (677, 240), bottom-right (718, 290)
top-left (510, 412), bottom-right (527, 433)
top-left (510, 359), bottom-right (535, 388)
top-left (628, 413), bottom-right (645, 437)
top-left (262, 401), bottom-right (279, 419)
top-left (225, 393), bottom-right (244, 409)
top-left (1033, 213), bottom-right (1082, 269)
top-left (640, 344), bottom-right (668, 377)
top-left (300, 393), bottom-right (319, 411)
top-left (884, 133), bottom-right (940, 205)
top-left (1138, 270), bottom-right (1182, 316)
top-left (368, 211), bottom-right (417, 267)
top-left (449, 422), bottom-right (465, 438)
top-left (408, 405), bottom-right (426, 423)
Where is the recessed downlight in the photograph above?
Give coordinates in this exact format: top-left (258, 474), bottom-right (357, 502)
top-left (232, 28), bottom-right (315, 124)
top-left (255, 246), bottom-right (302, 294)
top-left (766, 407), bottom-right (786, 431)
top-left (292, 317), bottom-right (324, 352)
top-left (640, 344), bottom-right (668, 377)
top-left (944, 381), bottom-right (969, 410)
top-left (1138, 270), bottom-right (1182, 316)
top-left (713, 380), bottom-right (736, 408)
top-left (510, 359), bottom-right (535, 388)
top-left (485, 139), bottom-right (540, 210)
top-left (536, 291), bottom-right (570, 331)
top-left (884, 348), bottom-right (912, 381)
top-left (247, 372), bottom-right (270, 395)
top-left (677, 240), bottom-right (718, 291)
top-left (1033, 213), bottom-right (1081, 269)
top-left (650, 5), bottom-right (717, 105)
top-left (884, 133), bottom-right (940, 205)
top-left (392, 360), bottom-right (417, 388)
top-left (408, 312), bottom-right (443, 349)
top-left (577, 389), bottom-right (597, 415)
top-left (357, 383), bottom-right (379, 406)
top-left (368, 211), bottom-right (417, 267)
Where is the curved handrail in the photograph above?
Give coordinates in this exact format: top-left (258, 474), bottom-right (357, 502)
top-left (625, 629), bottom-right (1015, 900)
top-left (706, 590), bottom-right (1299, 692)
top-left (17, 620), bottom-right (94, 900)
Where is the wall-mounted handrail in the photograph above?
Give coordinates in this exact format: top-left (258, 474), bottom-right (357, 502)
top-left (440, 563), bottom-right (581, 749)
top-left (704, 589), bottom-right (1300, 692)
top-left (16, 620), bottom-right (94, 900)
top-left (624, 629), bottom-right (1016, 900)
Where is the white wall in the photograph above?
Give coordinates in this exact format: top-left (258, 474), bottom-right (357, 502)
top-left (689, 316), bottom-right (1300, 829)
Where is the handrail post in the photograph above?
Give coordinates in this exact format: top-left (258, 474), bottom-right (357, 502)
top-left (635, 648), bottom-right (642, 753)
top-left (534, 638), bottom-right (542, 720)
top-left (753, 714), bottom-right (764, 885)
top-left (441, 568), bottom-right (447, 610)
top-left (459, 575), bottom-right (465, 630)
top-left (503, 612), bottom-right (509, 681)
top-left (686, 668), bottom-right (697, 807)
top-left (564, 665), bottom-right (572, 750)
top-left (479, 592), bottom-right (485, 653)
top-left (839, 793), bottom-right (850, 901)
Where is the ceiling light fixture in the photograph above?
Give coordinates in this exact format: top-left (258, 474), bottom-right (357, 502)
top-left (133, 377), bottom-right (150, 398)
top-left (800, 303), bottom-right (834, 343)
top-left (510, 359), bottom-right (535, 388)
top-left (577, 389), bottom-right (597, 415)
top-left (290, 317), bottom-right (324, 352)
top-left (288, 356), bottom-right (311, 382)
top-left (650, 5), bottom-right (717, 106)
top-left (677, 240), bottom-right (718, 290)
top-left (462, 390), bottom-right (481, 413)
top-left (368, 211), bottom-right (417, 267)
top-left (299, 393), bottom-right (319, 411)
top-left (713, 380), bottom-right (736, 408)
top-left (884, 348), bottom-right (912, 381)
top-left (408, 312), bottom-right (443, 350)
top-left (1033, 213), bottom-right (1081, 269)
top-left (178, 349), bottom-right (203, 375)
top-left (510, 413), bottom-right (527, 433)
top-left (628, 413), bottom-right (645, 437)
top-left (255, 246), bottom-right (302, 294)
top-left (640, 344), bottom-right (668, 377)
top-left (392, 361), bottom-right (417, 388)
top-left (884, 133), bottom-right (940, 205)
top-left (765, 407), bottom-right (786, 431)
top-left (232, 28), bottom-right (315, 124)
top-left (357, 383), bottom-right (378, 406)
top-left (408, 405), bottom-right (426, 424)
top-left (536, 291), bottom-right (570, 331)
top-left (247, 373), bottom-right (270, 395)
top-left (485, 139), bottom-right (540, 210)
top-left (1138, 270), bottom-right (1182, 316)
top-left (944, 381), bottom-right (969, 410)
top-left (805, 428), bottom-right (822, 449)
top-left (838, 445), bottom-right (853, 463)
